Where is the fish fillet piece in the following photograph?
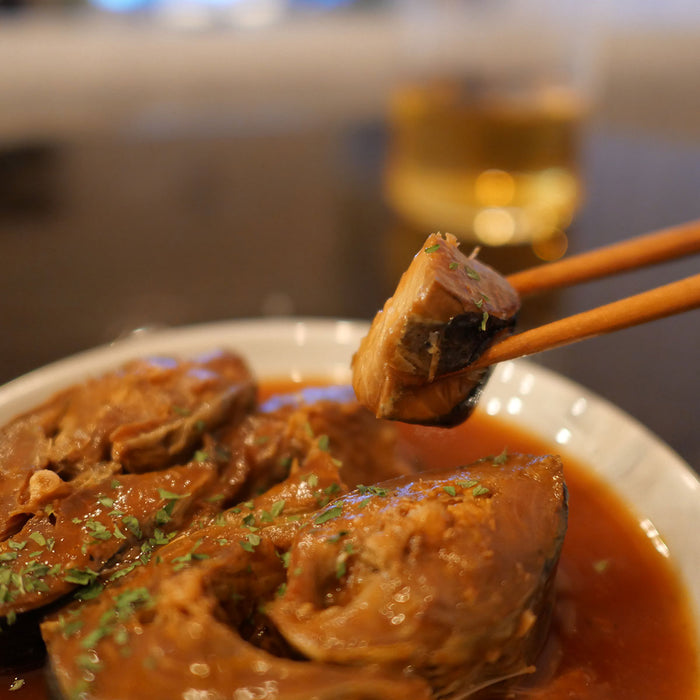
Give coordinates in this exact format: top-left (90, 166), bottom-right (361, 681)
top-left (41, 446), bottom-right (432, 700)
top-left (0, 350), bottom-right (255, 622)
top-left (269, 452), bottom-right (567, 698)
top-left (0, 460), bottom-right (218, 618)
top-left (352, 232), bottom-right (520, 426)
top-left (0, 350), bottom-right (255, 541)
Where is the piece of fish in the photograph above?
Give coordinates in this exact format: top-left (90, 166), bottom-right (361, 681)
top-left (269, 453), bottom-right (567, 698)
top-left (0, 459), bottom-right (220, 619)
top-left (218, 391), bottom-right (421, 501)
top-left (0, 350), bottom-right (255, 541)
top-left (0, 351), bottom-right (255, 629)
top-left (352, 233), bottom-right (520, 426)
top-left (41, 444), bottom-right (432, 700)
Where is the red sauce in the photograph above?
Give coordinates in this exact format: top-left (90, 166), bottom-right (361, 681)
top-left (1, 392), bottom-right (698, 699)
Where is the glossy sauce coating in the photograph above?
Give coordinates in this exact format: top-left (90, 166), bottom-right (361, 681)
top-left (0, 385), bottom-right (698, 699)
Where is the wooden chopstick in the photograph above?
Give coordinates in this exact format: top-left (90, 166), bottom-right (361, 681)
top-left (470, 273), bottom-right (700, 369)
top-left (507, 219), bottom-right (700, 297)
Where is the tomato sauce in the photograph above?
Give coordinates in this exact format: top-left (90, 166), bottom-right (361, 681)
top-left (1, 391), bottom-right (698, 699)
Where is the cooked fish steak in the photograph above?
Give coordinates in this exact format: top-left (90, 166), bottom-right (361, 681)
top-left (41, 445), bottom-right (432, 700)
top-left (269, 453), bottom-right (567, 697)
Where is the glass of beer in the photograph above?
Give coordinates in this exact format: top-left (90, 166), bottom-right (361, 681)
top-left (385, 1), bottom-right (598, 262)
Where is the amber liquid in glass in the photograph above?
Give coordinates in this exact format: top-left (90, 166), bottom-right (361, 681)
top-left (384, 80), bottom-right (584, 250)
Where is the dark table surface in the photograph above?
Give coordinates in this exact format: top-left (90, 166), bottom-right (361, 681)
top-left (1, 110), bottom-right (698, 471)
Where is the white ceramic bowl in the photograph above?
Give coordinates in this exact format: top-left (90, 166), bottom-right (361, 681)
top-left (1, 318), bottom-right (698, 661)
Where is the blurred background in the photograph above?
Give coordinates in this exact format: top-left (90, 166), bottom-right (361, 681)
top-left (0, 0), bottom-right (698, 468)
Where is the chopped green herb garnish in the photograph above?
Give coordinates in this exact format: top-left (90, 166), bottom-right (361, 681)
top-left (472, 485), bottom-right (491, 497)
top-left (493, 448), bottom-right (509, 465)
top-left (443, 486), bottom-right (456, 497)
top-left (323, 483), bottom-right (341, 497)
top-left (464, 265), bottom-right (481, 280)
top-left (317, 434), bottom-right (330, 451)
top-left (480, 311), bottom-right (489, 331)
top-left (304, 474), bottom-right (319, 489)
top-left (158, 489), bottom-right (187, 501)
top-left (86, 520), bottom-right (112, 541)
top-left (457, 480), bottom-right (478, 489)
top-left (59, 616), bottom-right (84, 638)
top-left (171, 541), bottom-right (209, 571)
top-left (448, 261), bottom-right (459, 270)
top-left (154, 507), bottom-right (172, 526)
top-left (64, 567), bottom-right (98, 586)
top-left (314, 505), bottom-right (343, 524)
top-left (356, 485), bottom-right (390, 498)
top-left (240, 533), bottom-right (261, 553)
top-left (194, 450), bottom-right (209, 463)
top-left (424, 243), bottom-right (440, 254)
top-left (75, 582), bottom-right (104, 601)
top-left (270, 500), bottom-right (286, 517)
top-left (121, 515), bottom-right (141, 539)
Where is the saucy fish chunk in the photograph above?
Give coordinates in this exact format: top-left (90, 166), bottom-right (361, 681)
top-left (0, 351), bottom-right (255, 540)
top-left (269, 453), bottom-right (567, 698)
top-left (352, 232), bottom-right (520, 426)
top-left (0, 351), bottom-right (255, 619)
top-left (41, 445), bottom-right (432, 700)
